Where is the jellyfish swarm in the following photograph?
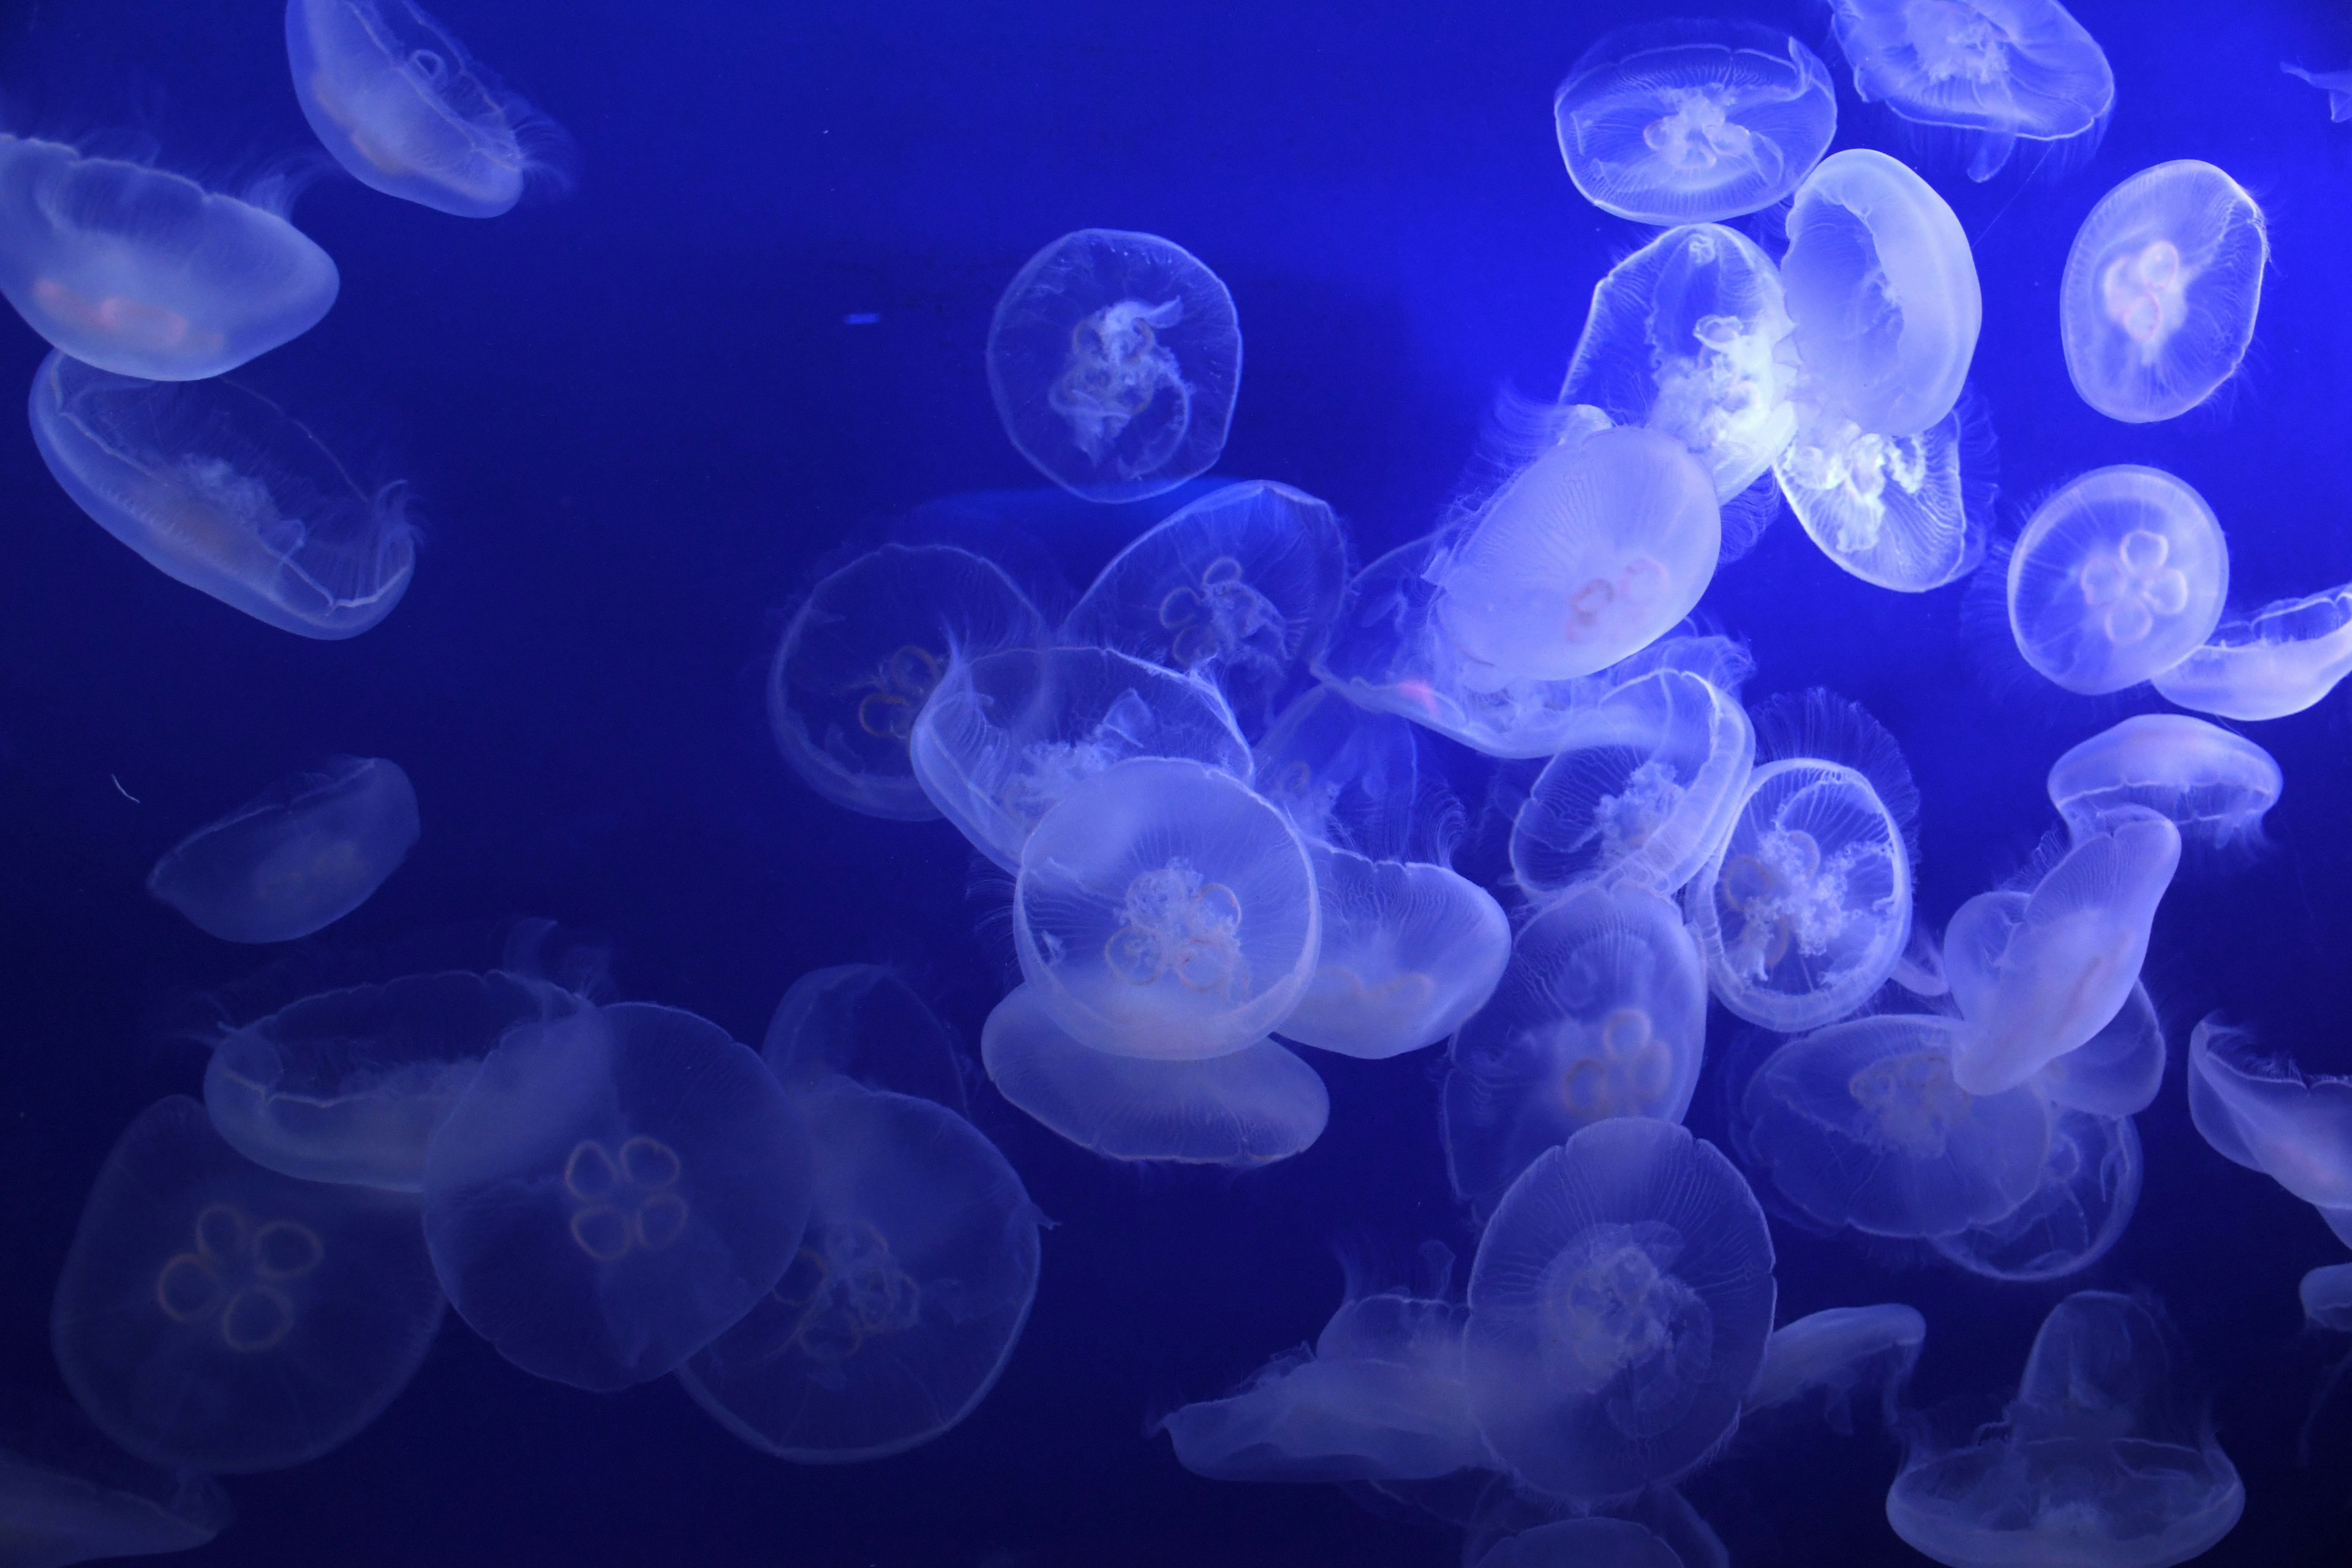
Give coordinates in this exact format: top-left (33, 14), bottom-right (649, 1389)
top-left (1887, 1292), bottom-right (2244, 1568)
top-left (767, 543), bottom-right (1045, 821)
top-left (1251, 686), bottom-right (1423, 859)
top-left (1828, 0), bottom-right (2114, 181)
top-left (287, 0), bottom-right (570, 218)
top-left (51, 1098), bottom-right (445, 1474)
top-left (2008, 467), bottom-right (2229, 696)
top-left (2152, 582), bottom-right (2352, 722)
top-left (146, 757), bottom-right (420, 944)
top-left (1551, 21), bottom-right (1836, 225)
top-left (761, 963), bottom-right (969, 1114)
top-left (0, 137), bottom-right (337, 381)
top-left (29, 352), bottom-right (418, 639)
top-left (1932, 1109), bottom-right (2141, 1283)
top-left (1776, 397), bottom-right (1985, 593)
top-left (2187, 1017), bottom-right (2352, 1243)
top-left (0, 1398), bottom-right (234, 1567)
top-left (1442, 882), bottom-right (1709, 1218)
top-left (2037, 982), bottom-right (2165, 1118)
top-left (987, 228), bottom-right (1240, 503)
top-left (1278, 845), bottom-right (1509, 1061)
top-left (2046, 714), bottom-right (2279, 850)
top-left (2061, 161), bottom-right (2267, 424)
top-left (1463, 1118), bottom-right (1775, 1502)
top-left (1476, 1518), bottom-right (1686, 1568)
top-left (421, 1003), bottom-right (814, 1391)
top-left (2283, 62), bottom-right (2352, 123)
top-left (1744, 1304), bottom-right (1926, 1433)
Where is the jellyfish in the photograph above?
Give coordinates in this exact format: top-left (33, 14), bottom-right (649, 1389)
top-left (2187, 1016), bottom-right (2352, 1235)
top-left (1278, 845), bottom-right (1509, 1061)
top-left (1551, 21), bottom-right (1836, 225)
top-left (2060, 161), bottom-right (2267, 424)
top-left (1462, 1118), bottom-right (1776, 1502)
top-left (1932, 1109), bottom-right (2141, 1284)
top-left (286, 0), bottom-right (571, 217)
top-left (2151, 581), bottom-right (2352, 721)
top-left (2045, 714), bottom-right (2278, 850)
top-left (909, 644), bottom-right (1251, 872)
top-left (677, 1078), bottom-right (1041, 1463)
top-left (0, 1396), bottom-right (233, 1566)
top-left (1828, 0), bottom-right (2114, 180)
top-left (2305, 1265), bottom-right (2352, 1333)
top-left (29, 352), bottom-right (418, 639)
top-left (981, 982), bottom-right (1328, 1166)
top-left (767, 543), bottom-right (1045, 821)
top-left (2037, 982), bottom-right (2165, 1118)
top-left (1251, 686), bottom-right (1425, 859)
top-left (1893, 923), bottom-right (1951, 998)
top-left (761, 964), bottom-right (968, 1114)
top-left (1740, 1014), bottom-right (2051, 1239)
top-left (420, 1003), bottom-right (815, 1391)
top-left (2283, 62), bottom-right (2352, 122)
top-left (1774, 397), bottom-right (1986, 592)
top-left (1442, 882), bottom-right (1709, 1218)
top-left (0, 136), bottom-right (337, 381)
top-left (146, 757), bottom-right (420, 944)
top-left (51, 1097), bottom-right (445, 1474)
top-left (1475, 1518), bottom-right (1686, 1568)
top-left (1743, 1305), bottom-right (1926, 1434)
top-left (987, 228), bottom-right (1240, 503)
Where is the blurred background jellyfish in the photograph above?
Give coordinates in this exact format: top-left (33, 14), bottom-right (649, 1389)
top-left (51, 1097), bottom-right (445, 1474)
top-left (29, 352), bottom-right (418, 639)
top-left (761, 963), bottom-right (969, 1114)
top-left (2037, 981), bottom-right (2165, 1117)
top-left (2283, 61), bottom-right (2352, 122)
top-left (1474, 1517), bottom-right (1684, 1568)
top-left (1250, 687), bottom-right (1424, 859)
top-left (2305, 1265), bottom-right (2352, 1333)
top-left (146, 756), bottom-right (420, 944)
top-left (1775, 396), bottom-right (1987, 592)
top-left (1931, 1109), bottom-right (2141, 1282)
top-left (2045, 714), bottom-right (2278, 850)
top-left (0, 1394), bottom-right (233, 1565)
top-left (2151, 580), bottom-right (2352, 721)
top-left (2060, 160), bottom-right (2267, 424)
top-left (2187, 1016), bottom-right (2352, 1245)
top-left (1743, 1304), bottom-right (1926, 1434)
top-left (1551, 20), bottom-right (1836, 224)
top-left (987, 228), bottom-right (1240, 503)
top-left (1277, 845), bottom-right (1508, 1061)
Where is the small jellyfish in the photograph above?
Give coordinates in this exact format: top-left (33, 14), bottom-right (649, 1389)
top-left (29, 352), bottom-right (418, 639)
top-left (146, 757), bottom-right (420, 944)
top-left (1932, 1109), bottom-right (2141, 1283)
top-left (761, 964), bottom-right (968, 1114)
top-left (286, 0), bottom-right (571, 217)
top-left (2305, 1264), bottom-right (2352, 1333)
top-left (0, 1396), bottom-right (233, 1567)
top-left (0, 136), bottom-right (337, 381)
top-left (1475, 1518), bottom-right (1686, 1568)
top-left (1278, 845), bottom-right (1509, 1062)
top-left (2151, 582), bottom-right (2352, 722)
top-left (2045, 713), bottom-right (2278, 848)
top-left (2187, 1016), bottom-right (2352, 1226)
top-left (987, 229), bottom-right (1241, 502)
top-left (2008, 466), bottom-right (2230, 696)
top-left (2060, 161), bottom-right (2267, 424)
top-left (767, 543), bottom-right (1046, 821)
top-left (1743, 1304), bottom-right (1926, 1433)
top-left (2037, 981), bottom-right (2165, 1118)
top-left (1774, 398), bottom-right (1986, 592)
top-left (421, 1003), bottom-right (815, 1391)
top-left (51, 1097), bottom-right (445, 1474)
top-left (1551, 21), bottom-right (1837, 225)
top-left (1251, 685), bottom-right (1425, 859)
top-left (1442, 882), bottom-right (1709, 1218)
top-left (2283, 62), bottom-right (2352, 123)
top-left (1463, 1118), bottom-right (1776, 1502)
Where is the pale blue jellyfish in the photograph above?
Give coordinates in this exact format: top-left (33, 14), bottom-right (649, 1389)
top-left (2152, 581), bottom-right (2352, 721)
top-left (146, 757), bottom-right (420, 944)
top-left (0, 1398), bottom-right (233, 1567)
top-left (1775, 397), bottom-right (1986, 592)
top-left (1744, 1305), bottom-right (1926, 1433)
top-left (761, 964), bottom-right (968, 1114)
top-left (2008, 466), bottom-right (2229, 696)
top-left (1476, 1518), bottom-right (1685, 1568)
top-left (2305, 1265), bottom-right (2352, 1332)
top-left (1932, 1109), bottom-right (2140, 1283)
top-left (1250, 686), bottom-right (1423, 859)
top-left (2045, 713), bottom-right (2278, 849)
top-left (1278, 845), bottom-right (1509, 1061)
top-left (2037, 982), bottom-right (2165, 1117)
top-left (2283, 62), bottom-right (2352, 122)
top-left (2188, 1016), bottom-right (2352, 1244)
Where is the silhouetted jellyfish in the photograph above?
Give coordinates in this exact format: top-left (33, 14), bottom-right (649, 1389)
top-left (1887, 1292), bottom-right (2243, 1568)
top-left (1932, 1109), bottom-right (2139, 1283)
top-left (2045, 714), bottom-right (2278, 849)
top-left (677, 1079), bottom-right (1040, 1463)
top-left (2283, 62), bottom-right (2352, 122)
top-left (205, 968), bottom-right (582, 1191)
top-left (1476, 1518), bottom-right (1684, 1568)
top-left (1251, 686), bottom-right (1423, 859)
top-left (761, 964), bottom-right (968, 1115)
top-left (0, 137), bottom-right (337, 381)
top-left (29, 352), bottom-right (418, 638)
top-left (1781, 150), bottom-right (1980, 440)
top-left (2008, 467), bottom-right (2228, 696)
top-left (910, 644), bottom-right (1251, 872)
top-left (1828, 0), bottom-right (2114, 180)
top-left (981, 983), bottom-right (1327, 1165)
top-left (287, 0), bottom-right (571, 217)
top-left (1744, 1304), bottom-right (1926, 1433)
top-left (1509, 668), bottom-right (1754, 898)
top-left (1443, 882), bottom-right (1709, 1218)
top-left (146, 757), bottom-right (420, 944)
top-left (2305, 1265), bottom-right (2352, 1333)
top-left (1463, 1118), bottom-right (1775, 1502)
top-left (51, 1097), bottom-right (445, 1474)
top-left (2152, 582), bottom-right (2352, 721)
top-left (2061, 161), bottom-right (2266, 424)
top-left (1279, 845), bottom-right (1508, 1061)
top-left (0, 1396), bottom-right (232, 1566)
top-left (1775, 398), bottom-right (1985, 592)
top-left (987, 229), bottom-right (1240, 502)
top-left (1740, 1014), bottom-right (2051, 1239)
top-left (421, 1003), bottom-right (814, 1391)
top-left (2187, 1016), bottom-right (2352, 1240)
top-left (768, 543), bottom-right (1045, 821)
top-left (2038, 982), bottom-right (2165, 1118)
top-left (1551, 21), bottom-right (1836, 225)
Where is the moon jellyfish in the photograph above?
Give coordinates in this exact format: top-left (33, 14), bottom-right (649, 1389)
top-left (1442, 882), bottom-right (1709, 1218)
top-left (29, 352), bottom-right (418, 639)
top-left (762, 964), bottom-right (968, 1114)
top-left (2305, 1265), bottom-right (2352, 1333)
top-left (1476, 1518), bottom-right (1685, 1568)
top-left (1740, 1014), bottom-right (2050, 1239)
top-left (1775, 398), bottom-right (1985, 592)
top-left (981, 983), bottom-right (1327, 1166)
top-left (2045, 714), bottom-right (2278, 850)
top-left (2152, 582), bottom-right (2352, 721)
top-left (420, 1003), bottom-right (814, 1391)
top-left (146, 756), bottom-right (420, 944)
top-left (1551, 21), bottom-right (1836, 225)
top-left (2283, 62), bottom-right (2352, 123)
top-left (51, 1098), bottom-right (445, 1474)
top-left (1932, 1109), bottom-right (2140, 1283)
top-left (2187, 1016), bottom-right (2352, 1232)
top-left (2008, 467), bottom-right (2228, 696)
top-left (2060, 161), bottom-right (2267, 424)
top-left (1251, 686), bottom-right (1423, 859)
top-left (987, 228), bottom-right (1240, 503)
top-left (2038, 982), bottom-right (2165, 1118)
top-left (1463, 1118), bottom-right (1775, 1502)
top-left (0, 136), bottom-right (337, 381)
top-left (1278, 845), bottom-right (1508, 1061)
top-left (677, 1079), bottom-right (1040, 1462)
top-left (768, 543), bottom-right (1045, 821)
top-left (0, 1398), bottom-right (232, 1567)
top-left (1744, 1305), bottom-right (1926, 1433)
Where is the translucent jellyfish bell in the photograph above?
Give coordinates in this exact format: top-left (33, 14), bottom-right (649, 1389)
top-left (2061, 161), bottom-right (2267, 424)
top-left (1775, 398), bottom-right (1986, 592)
top-left (1476, 1518), bottom-right (1685, 1568)
top-left (0, 1396), bottom-right (233, 1567)
top-left (2305, 1264), bottom-right (2352, 1333)
top-left (1279, 845), bottom-right (1509, 1061)
top-left (51, 1097), bottom-right (446, 1474)
top-left (2008, 466), bottom-right (2229, 696)
top-left (987, 228), bottom-right (1241, 502)
top-left (2153, 583), bottom-right (2352, 721)
top-left (2046, 714), bottom-right (2278, 849)
top-left (2187, 1016), bottom-right (2352, 1226)
top-left (1251, 686), bottom-right (1423, 858)
top-left (2037, 981), bottom-right (2165, 1117)
top-left (761, 964), bottom-right (968, 1114)
top-left (2283, 62), bottom-right (2352, 123)
top-left (1744, 1305), bottom-right (1926, 1433)
top-left (146, 756), bottom-right (420, 944)
top-left (1932, 1109), bottom-right (2141, 1283)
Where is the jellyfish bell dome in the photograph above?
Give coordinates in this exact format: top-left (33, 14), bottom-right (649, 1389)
top-left (2008, 466), bottom-right (2229, 696)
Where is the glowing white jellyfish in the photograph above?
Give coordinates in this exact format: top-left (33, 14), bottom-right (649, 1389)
top-left (2152, 582), bottom-right (2352, 722)
top-left (1278, 845), bottom-right (1509, 1061)
top-left (1931, 1109), bottom-right (2141, 1283)
top-left (2188, 1016), bottom-right (2352, 1245)
top-left (1744, 1305), bottom-right (1926, 1433)
top-left (2008, 466), bottom-right (2229, 696)
top-left (1774, 398), bottom-right (1985, 592)
top-left (2037, 982), bottom-right (2165, 1118)
top-left (2045, 714), bottom-right (2278, 849)
top-left (1251, 685), bottom-right (1425, 859)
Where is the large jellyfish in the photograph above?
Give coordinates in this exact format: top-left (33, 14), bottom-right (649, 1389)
top-left (1932, 1109), bottom-right (2141, 1283)
top-left (1475, 1518), bottom-right (1686, 1568)
top-left (2187, 1016), bottom-right (2352, 1242)
top-left (146, 756), bottom-right (420, 944)
top-left (1250, 686), bottom-right (1424, 859)
top-left (2007, 466), bottom-right (2228, 696)
top-left (1744, 1304), bottom-right (1926, 1433)
top-left (1442, 881), bottom-right (1709, 1218)
top-left (0, 137), bottom-right (337, 380)
top-left (2045, 713), bottom-right (2278, 849)
top-left (2151, 582), bottom-right (2352, 722)
top-left (51, 1098), bottom-right (446, 1474)
top-left (2061, 161), bottom-right (2267, 424)
top-left (420, 1003), bottom-right (814, 1391)
top-left (761, 964), bottom-right (969, 1114)
top-left (29, 352), bottom-right (418, 639)
top-left (0, 1398), bottom-right (233, 1567)
top-left (1278, 845), bottom-right (1509, 1061)
top-left (1551, 21), bottom-right (1836, 225)
top-left (2037, 982), bottom-right (2165, 1118)
top-left (1774, 397), bottom-right (1986, 592)
top-left (987, 228), bottom-right (1240, 503)
top-left (1462, 1118), bottom-right (1776, 1502)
